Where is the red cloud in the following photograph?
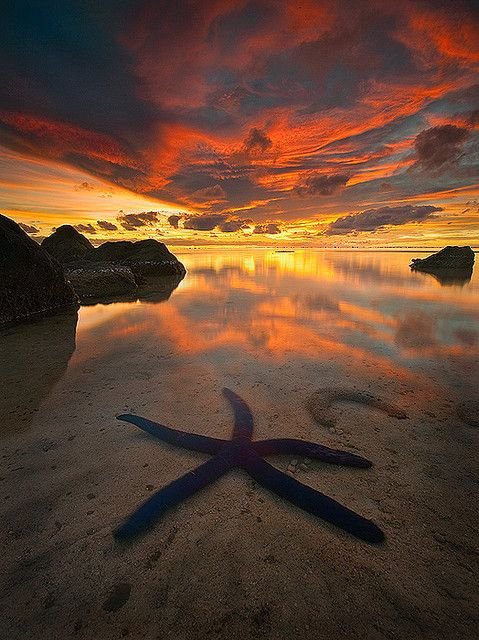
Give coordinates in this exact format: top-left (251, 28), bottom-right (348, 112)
top-left (1, 0), bottom-right (478, 229)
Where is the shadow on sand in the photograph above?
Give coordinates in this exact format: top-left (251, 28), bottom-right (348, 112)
top-left (0, 311), bottom-right (78, 435)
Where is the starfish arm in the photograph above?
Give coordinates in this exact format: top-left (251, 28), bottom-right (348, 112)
top-left (114, 454), bottom-right (232, 540)
top-left (244, 451), bottom-right (384, 544)
top-left (117, 414), bottom-right (226, 454)
top-left (222, 388), bottom-right (253, 440)
top-left (253, 439), bottom-right (372, 468)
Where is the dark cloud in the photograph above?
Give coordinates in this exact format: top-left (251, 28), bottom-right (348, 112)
top-left (324, 205), bottom-right (442, 235)
top-left (117, 211), bottom-right (160, 230)
top-left (184, 214), bottom-right (229, 231)
top-left (244, 128), bottom-right (272, 154)
top-left (297, 173), bottom-right (351, 196)
top-left (218, 218), bottom-right (252, 232)
top-left (189, 184), bottom-right (227, 205)
top-left (253, 223), bottom-right (281, 234)
top-left (414, 124), bottom-right (470, 170)
top-left (74, 223), bottom-right (96, 234)
top-left (18, 223), bottom-right (39, 234)
top-left (74, 181), bottom-right (95, 191)
top-left (97, 220), bottom-right (118, 231)
top-left (168, 214), bottom-right (181, 229)
top-left (0, 1), bottom-right (156, 140)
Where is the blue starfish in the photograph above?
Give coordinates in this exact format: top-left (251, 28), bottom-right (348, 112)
top-left (115, 388), bottom-right (384, 543)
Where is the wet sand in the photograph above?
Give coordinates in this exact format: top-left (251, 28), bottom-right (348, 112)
top-left (1, 249), bottom-right (478, 639)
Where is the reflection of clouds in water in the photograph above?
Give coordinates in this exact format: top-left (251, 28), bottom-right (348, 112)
top-left (455, 328), bottom-right (477, 346)
top-left (300, 294), bottom-right (339, 313)
top-left (414, 267), bottom-right (473, 287)
top-left (395, 311), bottom-right (437, 350)
top-left (75, 249), bottom-right (479, 399)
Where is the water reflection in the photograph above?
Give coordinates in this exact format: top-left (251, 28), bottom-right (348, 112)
top-left (2, 250), bottom-right (477, 429)
top-left (413, 267), bottom-right (473, 287)
top-left (80, 274), bottom-right (184, 306)
top-left (0, 311), bottom-right (78, 434)
top-left (72, 249), bottom-right (478, 402)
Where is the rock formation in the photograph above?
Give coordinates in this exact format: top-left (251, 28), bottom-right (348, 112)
top-left (41, 228), bottom-right (186, 301)
top-left (41, 225), bottom-right (94, 263)
top-left (91, 239), bottom-right (186, 277)
top-left (1, 220), bottom-right (186, 313)
top-left (66, 264), bottom-right (139, 302)
top-left (0, 215), bottom-right (78, 327)
top-left (410, 246), bottom-right (475, 285)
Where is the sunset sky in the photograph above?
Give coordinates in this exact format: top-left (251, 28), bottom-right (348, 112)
top-left (1, 0), bottom-right (478, 247)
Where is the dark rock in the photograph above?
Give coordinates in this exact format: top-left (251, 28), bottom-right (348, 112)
top-left (42, 225), bottom-right (94, 263)
top-left (0, 215), bottom-right (78, 327)
top-left (91, 239), bottom-right (186, 277)
top-left (40, 227), bottom-right (186, 301)
top-left (410, 246), bottom-right (475, 286)
top-left (66, 264), bottom-right (139, 302)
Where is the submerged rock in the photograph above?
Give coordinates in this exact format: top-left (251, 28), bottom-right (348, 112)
top-left (67, 264), bottom-right (183, 305)
top-left (66, 264), bottom-right (139, 302)
top-left (0, 215), bottom-right (78, 327)
top-left (42, 225), bottom-right (94, 263)
top-left (410, 246), bottom-right (475, 286)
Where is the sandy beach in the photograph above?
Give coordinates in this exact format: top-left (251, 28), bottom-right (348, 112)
top-left (1, 249), bottom-right (478, 639)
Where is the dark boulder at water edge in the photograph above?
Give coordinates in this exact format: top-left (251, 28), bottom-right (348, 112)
top-left (41, 226), bottom-right (186, 303)
top-left (42, 226), bottom-right (186, 278)
top-left (0, 215), bottom-right (78, 327)
top-left (0, 218), bottom-right (185, 319)
top-left (410, 246), bottom-right (475, 285)
top-left (91, 239), bottom-right (186, 277)
top-left (66, 264), bottom-right (139, 302)
top-left (41, 225), bottom-right (94, 263)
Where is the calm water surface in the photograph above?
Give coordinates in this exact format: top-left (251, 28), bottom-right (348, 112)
top-left (2, 249), bottom-right (479, 432)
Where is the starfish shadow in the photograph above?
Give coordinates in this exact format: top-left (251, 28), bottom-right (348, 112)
top-left (115, 388), bottom-right (384, 544)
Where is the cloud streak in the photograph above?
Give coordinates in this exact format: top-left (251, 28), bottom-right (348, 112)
top-left (117, 211), bottom-right (161, 230)
top-left (18, 223), bottom-right (39, 234)
top-left (297, 173), bottom-right (351, 196)
top-left (97, 220), bottom-right (118, 231)
top-left (414, 125), bottom-right (471, 171)
top-left (324, 205), bottom-right (443, 235)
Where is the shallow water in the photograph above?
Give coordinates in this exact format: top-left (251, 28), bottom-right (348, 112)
top-left (1, 249), bottom-right (479, 640)
top-left (1, 248), bottom-right (478, 434)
